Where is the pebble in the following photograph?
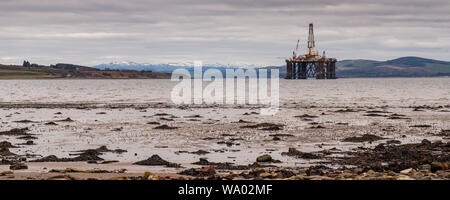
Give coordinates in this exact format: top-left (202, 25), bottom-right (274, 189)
top-left (400, 168), bottom-right (414, 175)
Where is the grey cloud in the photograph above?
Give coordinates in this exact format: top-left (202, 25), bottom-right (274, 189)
top-left (0, 0), bottom-right (449, 66)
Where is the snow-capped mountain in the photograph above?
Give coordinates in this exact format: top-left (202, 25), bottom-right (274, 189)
top-left (92, 61), bottom-right (262, 73)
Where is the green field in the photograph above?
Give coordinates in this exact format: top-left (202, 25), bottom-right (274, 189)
top-left (0, 70), bottom-right (57, 79)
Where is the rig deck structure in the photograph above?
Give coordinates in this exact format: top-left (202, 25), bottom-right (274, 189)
top-left (285, 23), bottom-right (337, 79)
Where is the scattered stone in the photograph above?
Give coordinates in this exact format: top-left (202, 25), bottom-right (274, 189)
top-left (58, 117), bottom-right (74, 122)
top-left (241, 123), bottom-right (283, 130)
top-left (387, 140), bottom-right (401, 144)
top-left (256, 154), bottom-right (281, 163)
top-left (47, 175), bottom-right (77, 180)
top-left (282, 148), bottom-right (320, 159)
top-left (185, 115), bottom-right (202, 118)
top-left (178, 167), bottom-right (216, 177)
top-left (0, 141), bottom-right (18, 148)
top-left (201, 166), bottom-right (216, 175)
top-left (430, 162), bottom-right (448, 173)
top-left (88, 160), bottom-right (120, 164)
top-left (192, 158), bottom-right (262, 170)
top-left (257, 154), bottom-right (272, 162)
top-left (410, 124), bottom-right (432, 128)
top-left (13, 120), bottom-right (37, 123)
top-left (159, 117), bottom-right (174, 121)
top-left (112, 127), bottom-right (123, 131)
top-left (364, 113), bottom-right (387, 117)
top-left (16, 135), bottom-right (38, 140)
top-left (154, 125), bottom-right (178, 130)
top-left (309, 125), bottom-right (326, 129)
top-left (190, 150), bottom-right (210, 155)
top-left (336, 141), bottom-right (449, 173)
top-left (400, 168), bottom-right (414, 175)
top-left (134, 155), bottom-right (181, 168)
top-left (234, 119), bottom-right (252, 123)
top-left (0, 128), bottom-right (29, 136)
top-left (49, 168), bottom-right (124, 173)
top-left (217, 141), bottom-right (239, 147)
top-left (10, 163), bottom-right (28, 170)
top-left (142, 171), bottom-right (160, 180)
top-left (93, 146), bottom-right (127, 154)
top-left (366, 110), bottom-right (391, 114)
top-left (154, 113), bottom-right (170, 116)
top-left (0, 171), bottom-right (13, 176)
top-left (23, 141), bottom-right (35, 145)
top-left (269, 133), bottom-right (294, 137)
top-left (45, 121), bottom-right (58, 125)
top-left (387, 113), bottom-right (410, 120)
top-left (421, 139), bottom-right (431, 145)
top-left (0, 147), bottom-right (16, 156)
top-left (334, 108), bottom-right (360, 113)
top-left (294, 114), bottom-right (318, 118)
top-left (397, 176), bottom-right (415, 180)
top-left (261, 126), bottom-right (283, 131)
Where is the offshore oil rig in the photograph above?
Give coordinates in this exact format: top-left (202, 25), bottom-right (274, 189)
top-left (285, 23), bottom-right (337, 79)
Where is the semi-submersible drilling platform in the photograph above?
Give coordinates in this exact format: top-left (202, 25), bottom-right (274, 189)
top-left (285, 23), bottom-right (337, 79)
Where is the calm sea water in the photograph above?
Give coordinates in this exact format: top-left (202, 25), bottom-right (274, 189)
top-left (0, 78), bottom-right (448, 107)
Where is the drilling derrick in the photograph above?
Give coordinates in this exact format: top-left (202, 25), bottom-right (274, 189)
top-left (285, 23), bottom-right (336, 79)
top-left (307, 23), bottom-right (316, 56)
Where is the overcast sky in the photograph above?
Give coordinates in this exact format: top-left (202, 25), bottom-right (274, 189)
top-left (0, 0), bottom-right (449, 66)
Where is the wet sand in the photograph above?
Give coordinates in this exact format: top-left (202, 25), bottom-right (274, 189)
top-left (1, 78), bottom-right (449, 180)
top-left (1, 101), bottom-right (449, 180)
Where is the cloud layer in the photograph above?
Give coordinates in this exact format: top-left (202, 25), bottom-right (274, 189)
top-left (0, 0), bottom-right (449, 66)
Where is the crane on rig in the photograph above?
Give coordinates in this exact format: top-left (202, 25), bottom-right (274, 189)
top-left (292, 40), bottom-right (300, 59)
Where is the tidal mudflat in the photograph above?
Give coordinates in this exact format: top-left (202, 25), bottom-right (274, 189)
top-left (0, 78), bottom-right (449, 180)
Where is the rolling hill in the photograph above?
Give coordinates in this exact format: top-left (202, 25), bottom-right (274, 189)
top-left (0, 63), bottom-right (171, 79)
top-left (6, 56), bottom-right (446, 79)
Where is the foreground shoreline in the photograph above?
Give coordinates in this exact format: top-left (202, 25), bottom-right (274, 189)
top-left (1, 102), bottom-right (448, 180)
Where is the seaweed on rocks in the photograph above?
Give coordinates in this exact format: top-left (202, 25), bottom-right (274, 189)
top-left (342, 134), bottom-right (385, 143)
top-left (57, 117), bottom-right (74, 122)
top-left (240, 123), bottom-right (284, 130)
top-left (0, 141), bottom-right (18, 148)
top-left (134, 155), bottom-right (181, 168)
top-left (0, 128), bottom-right (30, 136)
top-left (31, 150), bottom-right (104, 162)
top-left (0, 148), bottom-right (16, 156)
top-left (192, 158), bottom-right (276, 170)
top-left (154, 125), bottom-right (178, 130)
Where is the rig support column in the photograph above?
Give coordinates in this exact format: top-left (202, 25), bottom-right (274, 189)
top-left (286, 60), bottom-right (293, 79)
